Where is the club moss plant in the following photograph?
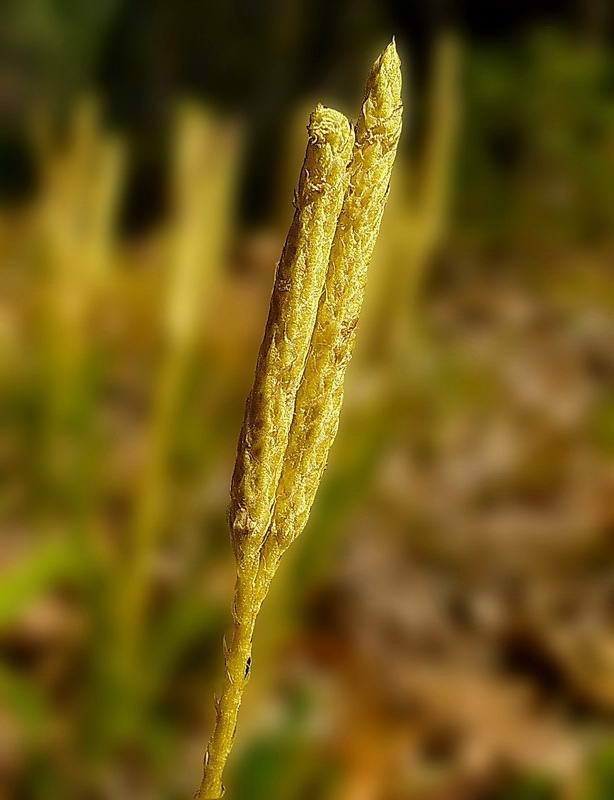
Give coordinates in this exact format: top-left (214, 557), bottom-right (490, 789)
top-left (198, 41), bottom-right (402, 799)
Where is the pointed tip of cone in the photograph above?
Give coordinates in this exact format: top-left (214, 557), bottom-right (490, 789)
top-left (371, 39), bottom-right (402, 102)
top-left (356, 40), bottom-right (403, 141)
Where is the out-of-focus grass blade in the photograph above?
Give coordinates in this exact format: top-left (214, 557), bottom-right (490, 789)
top-left (0, 538), bottom-right (79, 630)
top-left (585, 741), bottom-right (614, 800)
top-left (228, 689), bottom-right (325, 800)
top-left (0, 661), bottom-right (48, 740)
top-left (496, 774), bottom-right (558, 800)
top-left (145, 593), bottom-right (225, 687)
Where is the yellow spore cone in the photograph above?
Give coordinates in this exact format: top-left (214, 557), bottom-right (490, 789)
top-left (230, 106), bottom-right (354, 562)
top-left (264, 41), bottom-right (403, 565)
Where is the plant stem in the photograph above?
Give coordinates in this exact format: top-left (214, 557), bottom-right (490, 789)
top-left (197, 42), bottom-right (402, 798)
top-left (198, 563), bottom-right (267, 799)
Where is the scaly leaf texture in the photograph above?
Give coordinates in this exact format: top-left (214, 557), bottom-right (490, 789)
top-left (229, 107), bottom-right (354, 563)
top-left (262, 40), bottom-right (403, 570)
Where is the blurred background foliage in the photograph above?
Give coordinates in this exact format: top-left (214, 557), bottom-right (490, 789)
top-left (0, 1), bottom-right (613, 798)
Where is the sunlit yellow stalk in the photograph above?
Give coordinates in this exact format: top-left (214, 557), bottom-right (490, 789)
top-left (85, 135), bottom-right (125, 287)
top-left (120, 105), bottom-right (242, 676)
top-left (198, 42), bottom-right (402, 799)
top-left (37, 98), bottom-right (124, 494)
